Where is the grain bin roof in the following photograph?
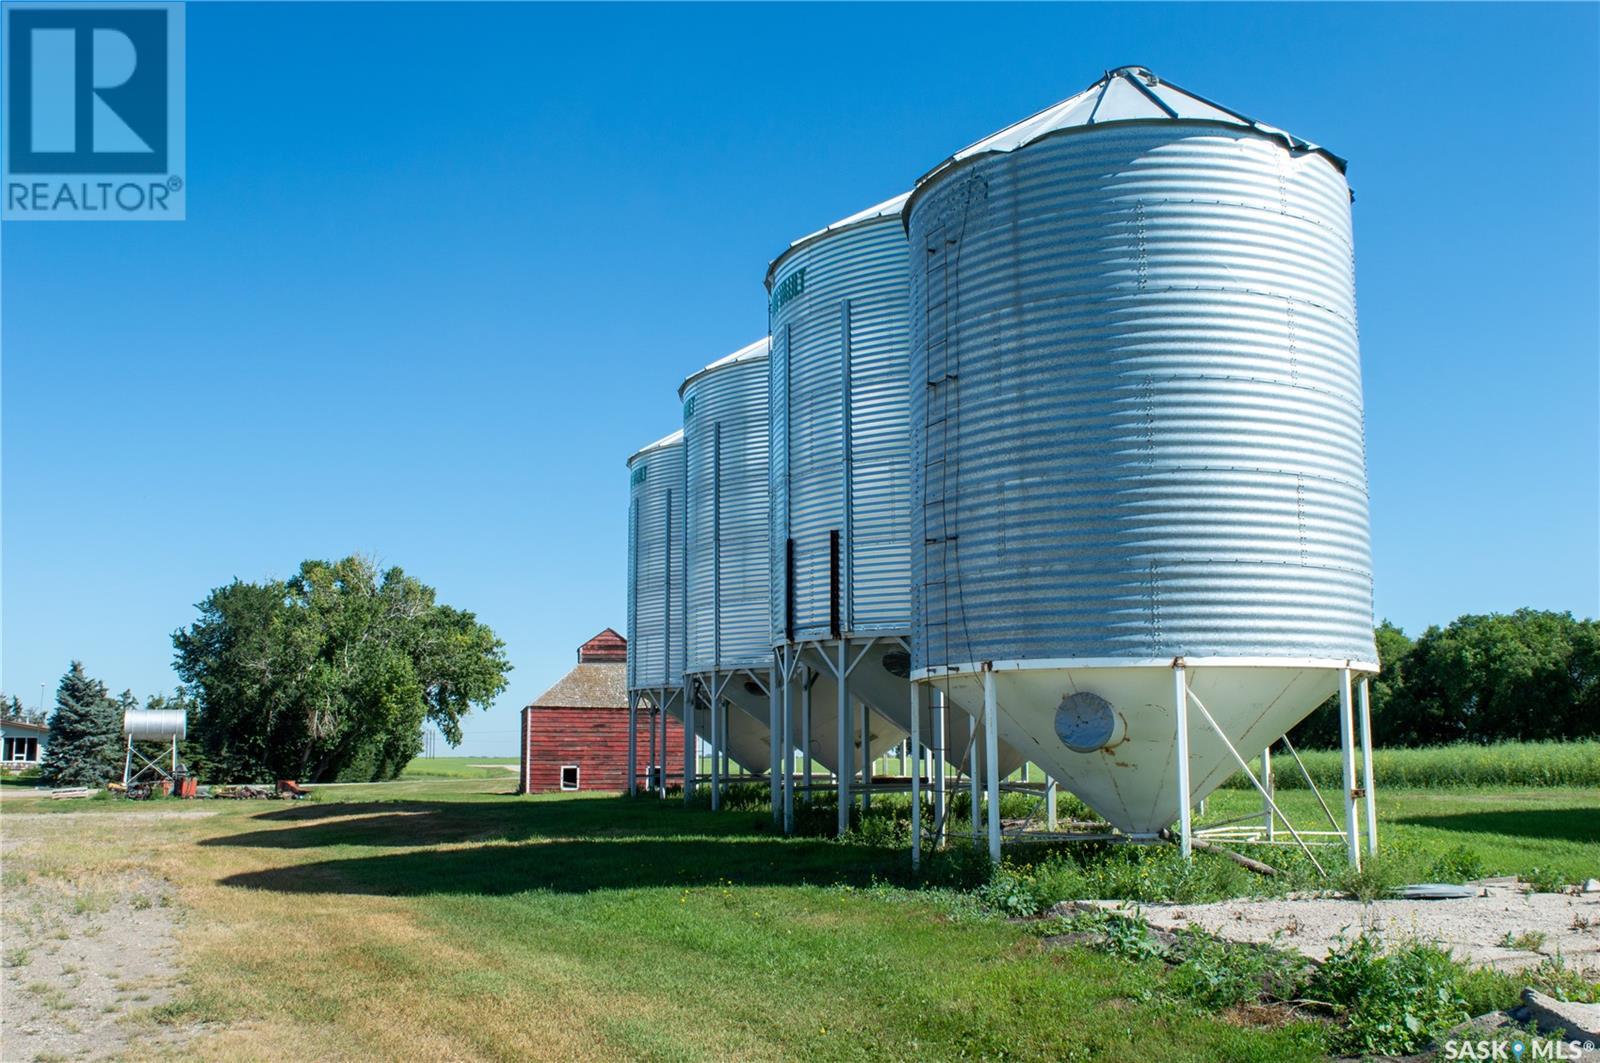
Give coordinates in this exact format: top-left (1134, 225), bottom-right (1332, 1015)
top-left (906, 65), bottom-right (1345, 226)
top-left (626, 428), bottom-right (683, 467)
top-left (764, 192), bottom-right (910, 288)
top-left (677, 336), bottom-right (769, 399)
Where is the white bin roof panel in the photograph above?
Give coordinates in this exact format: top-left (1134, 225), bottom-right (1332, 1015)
top-left (765, 192), bottom-right (910, 288)
top-left (678, 337), bottom-right (770, 399)
top-left (910, 65), bottom-right (1344, 217)
top-left (626, 428), bottom-right (684, 467)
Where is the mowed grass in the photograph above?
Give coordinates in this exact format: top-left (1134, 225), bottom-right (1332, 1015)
top-left (4, 781), bottom-right (1595, 1061)
top-left (1197, 786), bottom-right (1599, 884)
top-left (0, 781), bottom-right (1326, 1062)
top-left (398, 756), bottom-right (520, 780)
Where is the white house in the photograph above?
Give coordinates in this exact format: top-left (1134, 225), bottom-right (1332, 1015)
top-left (1, 719), bottom-right (48, 767)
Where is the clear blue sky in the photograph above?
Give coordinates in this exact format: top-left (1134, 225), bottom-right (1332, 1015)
top-left (4, 3), bottom-right (1596, 756)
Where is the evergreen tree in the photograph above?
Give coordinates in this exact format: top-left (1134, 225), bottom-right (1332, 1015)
top-left (0, 693), bottom-right (46, 725)
top-left (40, 662), bottom-right (123, 786)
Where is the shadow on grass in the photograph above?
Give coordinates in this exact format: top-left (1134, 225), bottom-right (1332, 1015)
top-left (205, 794), bottom-right (771, 849)
top-left (216, 835), bottom-right (907, 896)
top-left (1393, 807), bottom-right (1600, 844)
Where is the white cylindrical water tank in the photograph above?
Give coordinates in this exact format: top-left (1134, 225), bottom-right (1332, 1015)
top-left (124, 709), bottom-right (186, 741)
top-left (906, 66), bottom-right (1377, 834)
top-left (626, 430), bottom-right (685, 695)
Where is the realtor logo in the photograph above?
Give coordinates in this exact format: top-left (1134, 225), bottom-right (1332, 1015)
top-left (3, 2), bottom-right (185, 220)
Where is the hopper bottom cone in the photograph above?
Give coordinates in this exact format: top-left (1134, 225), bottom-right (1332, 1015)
top-left (802, 641), bottom-right (1029, 780)
top-left (671, 694), bottom-right (771, 777)
top-left (921, 662), bottom-right (1368, 836)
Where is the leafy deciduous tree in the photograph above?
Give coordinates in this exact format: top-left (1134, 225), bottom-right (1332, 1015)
top-left (1286, 611), bottom-right (1598, 749)
top-left (1287, 621), bottom-right (1413, 749)
top-left (173, 556), bottom-right (511, 783)
top-left (1382, 609), bottom-right (1599, 746)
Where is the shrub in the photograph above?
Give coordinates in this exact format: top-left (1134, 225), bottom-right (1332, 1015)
top-left (918, 842), bottom-right (993, 891)
top-left (1498, 930), bottom-right (1547, 952)
top-left (1337, 858), bottom-right (1406, 902)
top-left (978, 864), bottom-right (1052, 917)
top-left (1167, 928), bottom-right (1308, 1009)
top-left (1426, 844), bottom-right (1487, 882)
top-left (1310, 934), bottom-right (1470, 1056)
top-left (1519, 867), bottom-right (1571, 893)
top-left (1052, 907), bottom-right (1169, 962)
top-left (852, 809), bottom-right (910, 848)
top-left (1459, 956), bottom-right (1600, 1013)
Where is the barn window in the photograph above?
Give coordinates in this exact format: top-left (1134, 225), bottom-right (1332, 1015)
top-left (560, 765), bottom-right (580, 791)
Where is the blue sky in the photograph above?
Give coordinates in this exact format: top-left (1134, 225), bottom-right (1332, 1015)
top-left (3, 3), bottom-right (1596, 755)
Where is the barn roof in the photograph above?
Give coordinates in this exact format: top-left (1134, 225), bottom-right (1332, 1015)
top-left (529, 630), bottom-right (628, 709)
top-left (577, 628), bottom-right (626, 663)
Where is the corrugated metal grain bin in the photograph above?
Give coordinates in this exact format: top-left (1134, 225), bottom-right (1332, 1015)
top-left (766, 194), bottom-right (1023, 781)
top-left (681, 338), bottom-right (773, 688)
top-left (626, 431), bottom-right (685, 693)
top-left (906, 66), bottom-right (1377, 834)
top-left (767, 193), bottom-right (914, 643)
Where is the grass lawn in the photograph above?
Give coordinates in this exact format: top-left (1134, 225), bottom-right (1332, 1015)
top-left (1197, 786), bottom-right (1600, 884)
top-left (2, 780), bottom-right (1594, 1061)
top-left (398, 756), bottom-right (520, 780)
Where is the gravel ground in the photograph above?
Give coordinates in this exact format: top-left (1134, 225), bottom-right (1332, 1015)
top-left (1, 811), bottom-right (208, 1062)
top-left (1092, 878), bottom-right (1600, 971)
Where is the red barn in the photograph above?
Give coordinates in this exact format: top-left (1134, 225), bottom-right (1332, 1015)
top-left (518, 629), bottom-right (685, 794)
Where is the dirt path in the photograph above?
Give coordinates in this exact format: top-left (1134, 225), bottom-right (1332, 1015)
top-left (1, 812), bottom-right (205, 1061)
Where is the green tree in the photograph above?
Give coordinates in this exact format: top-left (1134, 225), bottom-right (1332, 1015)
top-left (1287, 621), bottom-right (1413, 749)
top-left (39, 662), bottom-right (123, 786)
top-left (173, 556), bottom-right (511, 783)
top-left (1383, 609), bottom-right (1599, 745)
top-left (1, 693), bottom-right (47, 726)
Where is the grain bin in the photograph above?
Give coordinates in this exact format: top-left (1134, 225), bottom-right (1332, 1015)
top-left (627, 431), bottom-right (686, 694)
top-left (625, 430), bottom-right (689, 796)
top-left (680, 339), bottom-right (777, 803)
top-left (766, 194), bottom-right (1023, 834)
top-left (906, 66), bottom-right (1378, 859)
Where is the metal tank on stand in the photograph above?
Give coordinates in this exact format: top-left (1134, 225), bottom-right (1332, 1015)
top-left (625, 430), bottom-right (688, 798)
top-left (680, 339), bottom-right (777, 813)
top-left (766, 193), bottom-right (1031, 845)
top-left (906, 66), bottom-right (1380, 868)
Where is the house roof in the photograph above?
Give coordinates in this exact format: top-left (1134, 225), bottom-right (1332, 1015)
top-left (1, 718), bottom-right (48, 733)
